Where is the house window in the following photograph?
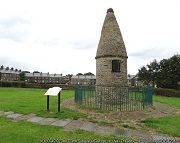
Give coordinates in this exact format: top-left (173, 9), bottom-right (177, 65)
top-left (112, 60), bottom-right (120, 72)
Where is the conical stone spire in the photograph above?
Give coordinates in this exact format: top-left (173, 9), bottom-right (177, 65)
top-left (96, 8), bottom-right (127, 59)
top-left (96, 8), bottom-right (128, 87)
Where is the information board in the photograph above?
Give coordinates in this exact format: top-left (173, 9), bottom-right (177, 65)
top-left (44, 87), bottom-right (62, 96)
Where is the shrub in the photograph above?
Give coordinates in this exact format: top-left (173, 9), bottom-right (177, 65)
top-left (0, 81), bottom-right (74, 90)
top-left (153, 88), bottom-right (180, 97)
top-left (1, 81), bottom-right (12, 87)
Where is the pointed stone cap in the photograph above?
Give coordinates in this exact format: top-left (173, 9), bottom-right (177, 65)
top-left (107, 8), bottom-right (114, 13)
top-left (96, 8), bottom-right (127, 59)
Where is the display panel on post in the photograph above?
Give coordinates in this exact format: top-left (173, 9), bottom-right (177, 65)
top-left (44, 87), bottom-right (62, 112)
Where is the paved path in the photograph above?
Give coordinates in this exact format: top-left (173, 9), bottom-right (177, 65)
top-left (0, 110), bottom-right (179, 141)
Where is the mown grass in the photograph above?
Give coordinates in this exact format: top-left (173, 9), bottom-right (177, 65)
top-left (141, 95), bottom-right (180, 137)
top-left (142, 115), bottom-right (180, 137)
top-left (0, 116), bottom-right (133, 143)
top-left (0, 87), bottom-right (86, 119)
top-left (153, 95), bottom-right (180, 109)
top-left (1, 87), bottom-right (180, 138)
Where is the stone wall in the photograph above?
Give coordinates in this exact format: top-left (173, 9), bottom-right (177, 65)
top-left (96, 57), bottom-right (127, 87)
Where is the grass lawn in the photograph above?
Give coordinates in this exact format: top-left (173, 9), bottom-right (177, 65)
top-left (153, 95), bottom-right (180, 109)
top-left (0, 116), bottom-right (133, 143)
top-left (142, 115), bottom-right (180, 137)
top-left (141, 95), bottom-right (180, 137)
top-left (0, 87), bottom-right (86, 119)
top-left (1, 87), bottom-right (180, 138)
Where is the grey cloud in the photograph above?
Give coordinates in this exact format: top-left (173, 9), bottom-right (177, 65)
top-left (128, 47), bottom-right (165, 60)
top-left (0, 16), bottom-right (29, 27)
top-left (33, 38), bottom-right (59, 46)
top-left (0, 16), bottom-right (29, 42)
top-left (70, 39), bottom-right (98, 51)
top-left (0, 56), bottom-right (32, 71)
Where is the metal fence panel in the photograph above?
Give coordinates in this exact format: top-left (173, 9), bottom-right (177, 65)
top-left (74, 85), bottom-right (152, 111)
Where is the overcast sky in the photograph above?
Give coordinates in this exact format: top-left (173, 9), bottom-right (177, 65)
top-left (0, 0), bottom-right (180, 76)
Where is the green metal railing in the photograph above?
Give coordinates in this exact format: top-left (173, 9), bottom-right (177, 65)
top-left (74, 85), bottom-right (152, 111)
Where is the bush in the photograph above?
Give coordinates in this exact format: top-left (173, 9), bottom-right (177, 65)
top-left (153, 88), bottom-right (180, 97)
top-left (0, 81), bottom-right (74, 90)
top-left (1, 81), bottom-right (12, 87)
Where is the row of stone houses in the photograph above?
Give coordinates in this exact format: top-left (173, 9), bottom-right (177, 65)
top-left (71, 75), bottom-right (139, 85)
top-left (0, 67), bottom-right (95, 85)
top-left (0, 66), bottom-right (137, 86)
top-left (26, 73), bottom-right (70, 84)
top-left (0, 67), bottom-right (20, 81)
top-left (70, 75), bottom-right (96, 85)
top-left (0, 67), bottom-right (70, 84)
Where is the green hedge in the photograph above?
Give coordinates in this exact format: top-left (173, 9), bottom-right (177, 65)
top-left (0, 81), bottom-right (74, 90)
top-left (153, 88), bottom-right (180, 97)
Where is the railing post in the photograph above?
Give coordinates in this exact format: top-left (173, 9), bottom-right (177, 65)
top-left (147, 86), bottom-right (153, 105)
top-left (142, 87), bottom-right (145, 110)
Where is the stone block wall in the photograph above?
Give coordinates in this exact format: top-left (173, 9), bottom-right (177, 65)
top-left (96, 56), bottom-right (128, 87)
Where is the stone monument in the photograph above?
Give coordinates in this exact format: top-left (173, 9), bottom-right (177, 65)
top-left (95, 8), bottom-right (128, 87)
top-left (74, 8), bottom-right (152, 111)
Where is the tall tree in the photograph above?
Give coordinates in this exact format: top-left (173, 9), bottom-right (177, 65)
top-left (138, 55), bottom-right (180, 89)
top-left (33, 71), bottom-right (40, 73)
top-left (84, 72), bottom-right (94, 76)
top-left (147, 59), bottom-right (160, 87)
top-left (66, 74), bottom-right (73, 81)
top-left (137, 66), bottom-right (150, 85)
top-left (158, 55), bottom-right (180, 89)
top-left (19, 71), bottom-right (26, 81)
top-left (76, 73), bottom-right (83, 76)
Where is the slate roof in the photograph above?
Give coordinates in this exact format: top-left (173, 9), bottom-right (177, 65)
top-left (71, 75), bottom-right (96, 79)
top-left (0, 68), bottom-right (20, 74)
top-left (25, 73), bottom-right (62, 78)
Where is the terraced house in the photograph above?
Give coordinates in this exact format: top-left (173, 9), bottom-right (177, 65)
top-left (25, 72), bottom-right (64, 84)
top-left (0, 66), bottom-right (20, 81)
top-left (71, 75), bottom-right (96, 85)
top-left (0, 65), bottom-right (70, 84)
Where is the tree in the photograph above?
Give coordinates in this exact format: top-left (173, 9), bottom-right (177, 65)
top-left (138, 55), bottom-right (180, 89)
top-left (157, 55), bottom-right (180, 89)
top-left (19, 71), bottom-right (26, 81)
top-left (84, 72), bottom-right (95, 76)
top-left (33, 71), bottom-right (40, 73)
top-left (76, 73), bottom-right (83, 76)
top-left (137, 66), bottom-right (150, 85)
top-left (147, 59), bottom-right (160, 87)
top-left (66, 74), bottom-right (73, 81)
